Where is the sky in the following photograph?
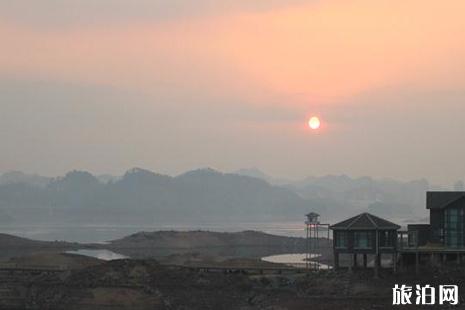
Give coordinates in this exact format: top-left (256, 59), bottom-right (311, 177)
top-left (1, 0), bottom-right (465, 185)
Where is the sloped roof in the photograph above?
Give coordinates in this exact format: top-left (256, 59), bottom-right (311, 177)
top-left (330, 212), bottom-right (400, 230)
top-left (427, 191), bottom-right (465, 209)
top-left (306, 212), bottom-right (320, 217)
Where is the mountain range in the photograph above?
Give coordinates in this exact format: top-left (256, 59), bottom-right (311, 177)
top-left (0, 168), bottom-right (436, 226)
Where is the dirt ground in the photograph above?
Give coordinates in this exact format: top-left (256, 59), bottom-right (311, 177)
top-left (2, 254), bottom-right (465, 309)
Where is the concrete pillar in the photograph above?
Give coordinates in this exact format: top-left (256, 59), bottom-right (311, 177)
top-left (363, 254), bottom-right (367, 268)
top-left (353, 254), bottom-right (358, 268)
top-left (457, 253), bottom-right (461, 265)
top-left (374, 254), bottom-right (379, 278)
top-left (415, 252), bottom-right (419, 275)
top-left (393, 253), bottom-right (397, 274)
top-left (334, 252), bottom-right (339, 270)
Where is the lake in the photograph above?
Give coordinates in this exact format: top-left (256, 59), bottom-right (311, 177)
top-left (67, 249), bottom-right (128, 261)
top-left (67, 250), bottom-right (331, 269)
top-left (262, 253), bottom-right (331, 269)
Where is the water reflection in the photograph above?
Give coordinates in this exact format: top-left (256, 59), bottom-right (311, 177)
top-left (261, 253), bottom-right (330, 269)
top-left (67, 249), bottom-right (128, 261)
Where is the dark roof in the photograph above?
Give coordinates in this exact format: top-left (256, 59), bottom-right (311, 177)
top-left (427, 191), bottom-right (465, 209)
top-left (330, 213), bottom-right (400, 230)
top-left (306, 212), bottom-right (320, 217)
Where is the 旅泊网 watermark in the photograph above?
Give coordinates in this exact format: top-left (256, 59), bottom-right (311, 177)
top-left (393, 284), bottom-right (458, 305)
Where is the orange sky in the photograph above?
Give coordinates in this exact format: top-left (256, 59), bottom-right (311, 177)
top-left (1, 0), bottom-right (465, 183)
top-left (1, 0), bottom-right (464, 105)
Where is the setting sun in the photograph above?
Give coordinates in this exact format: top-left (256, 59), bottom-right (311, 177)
top-left (308, 117), bottom-right (321, 130)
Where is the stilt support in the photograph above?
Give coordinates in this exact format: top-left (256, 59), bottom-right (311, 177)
top-left (374, 254), bottom-right (380, 278)
top-left (334, 252), bottom-right (339, 270)
top-left (348, 254), bottom-right (353, 273)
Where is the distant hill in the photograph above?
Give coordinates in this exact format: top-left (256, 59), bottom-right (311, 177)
top-left (232, 168), bottom-right (291, 185)
top-left (0, 168), bottom-right (324, 225)
top-left (0, 167), bottom-right (435, 226)
top-left (0, 233), bottom-right (77, 260)
top-left (233, 168), bottom-right (274, 183)
top-left (108, 230), bottom-right (330, 259)
top-left (288, 175), bottom-right (429, 218)
top-left (111, 230), bottom-right (308, 249)
top-left (234, 169), bottom-right (431, 219)
top-left (0, 171), bottom-right (51, 188)
top-left (96, 174), bottom-right (121, 184)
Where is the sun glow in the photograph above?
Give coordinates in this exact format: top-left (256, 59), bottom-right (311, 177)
top-left (308, 117), bottom-right (321, 130)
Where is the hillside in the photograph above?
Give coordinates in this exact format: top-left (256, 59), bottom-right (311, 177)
top-left (111, 230), bottom-right (306, 248)
top-left (0, 233), bottom-right (78, 260)
top-left (0, 230), bottom-right (331, 265)
top-left (108, 230), bottom-right (331, 260)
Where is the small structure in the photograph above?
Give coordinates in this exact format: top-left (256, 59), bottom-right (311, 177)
top-left (330, 212), bottom-right (400, 277)
top-left (306, 212), bottom-right (320, 224)
top-left (305, 212), bottom-right (330, 270)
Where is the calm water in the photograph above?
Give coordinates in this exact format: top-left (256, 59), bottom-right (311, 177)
top-left (0, 221), bottom-right (316, 243)
top-left (262, 253), bottom-right (330, 269)
top-left (67, 249), bottom-right (128, 260)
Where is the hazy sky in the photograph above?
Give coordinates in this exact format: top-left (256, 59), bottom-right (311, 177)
top-left (1, 0), bottom-right (465, 184)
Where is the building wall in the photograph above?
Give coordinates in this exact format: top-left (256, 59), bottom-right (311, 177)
top-left (430, 209), bottom-right (444, 244)
top-left (430, 197), bottom-right (465, 246)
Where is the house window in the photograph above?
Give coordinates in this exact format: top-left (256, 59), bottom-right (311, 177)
top-left (445, 208), bottom-right (464, 248)
top-left (432, 228), bottom-right (444, 244)
top-left (354, 231), bottom-right (372, 249)
top-left (408, 231), bottom-right (417, 248)
top-left (379, 231), bottom-right (394, 247)
top-left (335, 231), bottom-right (348, 248)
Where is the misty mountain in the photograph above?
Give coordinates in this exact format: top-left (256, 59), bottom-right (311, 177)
top-left (232, 168), bottom-right (291, 186)
top-left (96, 174), bottom-right (121, 184)
top-left (0, 168), bottom-right (326, 225)
top-left (0, 167), bottom-right (434, 226)
top-left (0, 171), bottom-right (51, 188)
top-left (233, 170), bottom-right (430, 219)
top-left (233, 168), bottom-right (274, 183)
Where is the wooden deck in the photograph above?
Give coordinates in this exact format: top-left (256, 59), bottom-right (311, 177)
top-left (399, 247), bottom-right (465, 254)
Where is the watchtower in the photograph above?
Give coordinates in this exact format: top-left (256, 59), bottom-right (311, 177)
top-left (305, 212), bottom-right (330, 270)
